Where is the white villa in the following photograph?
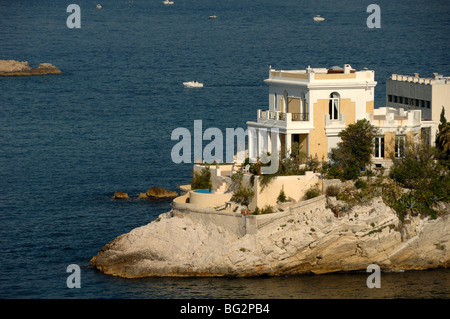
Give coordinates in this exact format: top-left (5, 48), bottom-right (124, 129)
top-left (174, 64), bottom-right (440, 213)
top-left (247, 64), bottom-right (377, 161)
top-left (247, 64), bottom-right (438, 165)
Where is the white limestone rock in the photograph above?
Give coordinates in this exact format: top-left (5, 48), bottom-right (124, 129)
top-left (90, 197), bottom-right (450, 278)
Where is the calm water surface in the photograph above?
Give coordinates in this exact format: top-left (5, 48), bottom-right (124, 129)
top-left (0, 0), bottom-right (449, 299)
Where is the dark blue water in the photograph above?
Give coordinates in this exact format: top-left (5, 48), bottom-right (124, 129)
top-left (1, 0), bottom-right (449, 299)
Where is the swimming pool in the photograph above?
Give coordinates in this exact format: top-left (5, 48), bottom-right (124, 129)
top-left (193, 189), bottom-right (213, 194)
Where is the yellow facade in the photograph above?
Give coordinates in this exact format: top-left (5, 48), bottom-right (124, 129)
top-left (310, 99), bottom-right (329, 160)
top-left (287, 97), bottom-right (301, 113)
top-left (270, 71), bottom-right (308, 79)
top-left (281, 72), bottom-right (308, 79)
top-left (340, 98), bottom-right (356, 125)
top-left (366, 100), bottom-right (374, 115)
top-left (407, 131), bottom-right (416, 152)
top-left (308, 98), bottom-right (356, 160)
top-left (299, 134), bottom-right (308, 154)
top-left (384, 132), bottom-right (396, 160)
top-left (314, 73), bottom-right (357, 80)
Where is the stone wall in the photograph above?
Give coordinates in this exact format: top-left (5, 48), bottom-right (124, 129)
top-left (172, 194), bottom-right (327, 237)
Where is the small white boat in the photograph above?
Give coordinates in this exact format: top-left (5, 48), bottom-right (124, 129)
top-left (96, 4), bottom-right (102, 9)
top-left (183, 81), bottom-right (203, 88)
top-left (313, 15), bottom-right (325, 22)
top-left (163, 0), bottom-right (174, 5)
top-left (209, 15), bottom-right (218, 19)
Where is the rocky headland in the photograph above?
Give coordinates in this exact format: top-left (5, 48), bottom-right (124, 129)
top-left (90, 196), bottom-right (449, 278)
top-left (0, 59), bottom-right (61, 76)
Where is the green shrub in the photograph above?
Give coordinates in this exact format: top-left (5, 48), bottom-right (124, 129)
top-left (325, 164), bottom-right (341, 179)
top-left (326, 185), bottom-right (340, 197)
top-left (230, 171), bottom-right (254, 206)
top-left (191, 167), bottom-right (212, 190)
top-left (277, 189), bottom-right (287, 203)
top-left (261, 205), bottom-right (274, 214)
top-left (231, 185), bottom-right (254, 206)
top-left (355, 179), bottom-right (367, 189)
top-left (305, 185), bottom-right (321, 199)
top-left (259, 174), bottom-right (277, 192)
top-left (343, 165), bottom-right (360, 181)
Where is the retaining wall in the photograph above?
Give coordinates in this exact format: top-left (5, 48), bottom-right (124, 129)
top-left (171, 195), bottom-right (327, 237)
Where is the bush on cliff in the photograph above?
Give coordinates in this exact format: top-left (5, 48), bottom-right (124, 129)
top-left (389, 142), bottom-right (449, 218)
top-left (191, 167), bottom-right (212, 190)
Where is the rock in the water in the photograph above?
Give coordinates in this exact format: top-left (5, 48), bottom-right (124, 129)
top-left (0, 60), bottom-right (31, 72)
top-left (138, 192), bottom-right (149, 199)
top-left (112, 191), bottom-right (129, 200)
top-left (146, 186), bottom-right (178, 198)
top-left (0, 59), bottom-right (61, 76)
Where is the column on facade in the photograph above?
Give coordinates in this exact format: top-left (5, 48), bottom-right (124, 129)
top-left (248, 127), bottom-right (258, 162)
top-left (271, 130), bottom-right (281, 162)
top-left (258, 128), bottom-right (266, 158)
top-left (285, 133), bottom-right (292, 157)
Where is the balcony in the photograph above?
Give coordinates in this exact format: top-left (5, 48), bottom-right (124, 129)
top-left (258, 110), bottom-right (309, 122)
top-left (291, 113), bottom-right (309, 121)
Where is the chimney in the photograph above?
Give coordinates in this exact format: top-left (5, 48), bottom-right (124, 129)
top-left (344, 64), bottom-right (352, 74)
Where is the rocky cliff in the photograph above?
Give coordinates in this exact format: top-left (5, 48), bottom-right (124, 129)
top-left (0, 60), bottom-right (61, 76)
top-left (90, 197), bottom-right (449, 278)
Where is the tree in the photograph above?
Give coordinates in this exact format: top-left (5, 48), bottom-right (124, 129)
top-left (435, 106), bottom-right (450, 166)
top-left (330, 119), bottom-right (379, 180)
top-left (190, 167), bottom-right (212, 190)
top-left (389, 142), bottom-right (449, 217)
top-left (230, 171), bottom-right (254, 206)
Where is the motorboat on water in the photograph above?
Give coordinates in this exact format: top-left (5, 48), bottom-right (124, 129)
top-left (313, 15), bottom-right (325, 22)
top-left (96, 4), bottom-right (102, 9)
top-left (163, 0), bottom-right (174, 5)
top-left (209, 15), bottom-right (218, 19)
top-left (183, 81), bottom-right (203, 88)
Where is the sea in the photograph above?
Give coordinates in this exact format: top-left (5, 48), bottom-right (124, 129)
top-left (1, 0), bottom-right (449, 302)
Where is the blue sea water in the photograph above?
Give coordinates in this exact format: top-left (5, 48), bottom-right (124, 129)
top-left (0, 0), bottom-right (449, 299)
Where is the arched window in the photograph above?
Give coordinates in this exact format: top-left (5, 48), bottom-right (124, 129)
top-left (329, 92), bottom-right (340, 120)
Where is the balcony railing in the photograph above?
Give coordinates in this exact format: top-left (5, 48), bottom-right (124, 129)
top-left (291, 113), bottom-right (309, 121)
top-left (258, 110), bottom-right (309, 122)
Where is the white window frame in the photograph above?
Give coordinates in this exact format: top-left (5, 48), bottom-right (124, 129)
top-left (374, 136), bottom-right (385, 158)
top-left (395, 135), bottom-right (405, 158)
top-left (329, 92), bottom-right (340, 120)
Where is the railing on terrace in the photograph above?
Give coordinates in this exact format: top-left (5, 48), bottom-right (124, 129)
top-left (258, 110), bottom-right (309, 122)
top-left (291, 113), bottom-right (309, 121)
top-left (259, 110), bottom-right (285, 121)
top-left (259, 110), bottom-right (267, 119)
top-left (269, 111), bottom-right (277, 120)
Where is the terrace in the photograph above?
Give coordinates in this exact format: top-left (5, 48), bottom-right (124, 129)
top-left (256, 109), bottom-right (312, 130)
